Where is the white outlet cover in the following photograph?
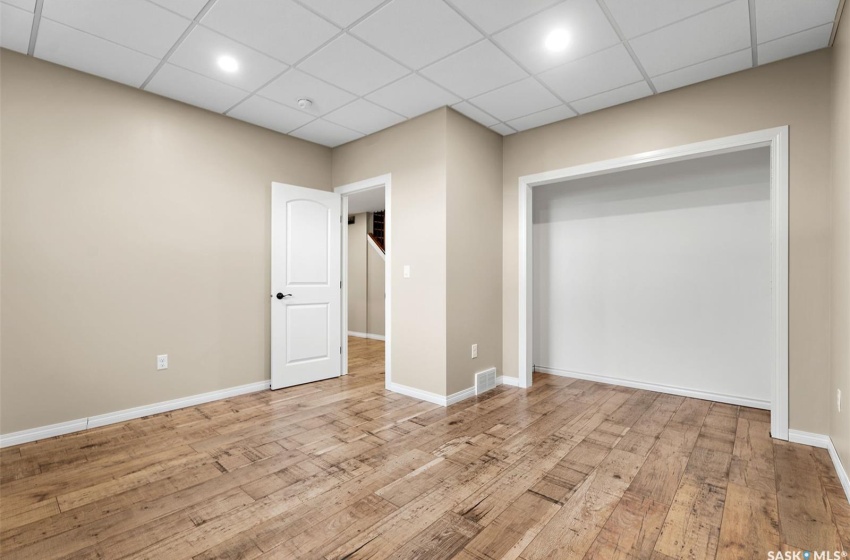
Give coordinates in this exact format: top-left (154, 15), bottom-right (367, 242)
top-left (157, 354), bottom-right (168, 370)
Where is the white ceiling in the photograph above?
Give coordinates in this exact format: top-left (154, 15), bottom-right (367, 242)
top-left (347, 186), bottom-right (386, 214)
top-left (0, 0), bottom-right (842, 147)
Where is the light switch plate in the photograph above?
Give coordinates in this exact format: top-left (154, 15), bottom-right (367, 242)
top-left (403, 265), bottom-right (411, 278)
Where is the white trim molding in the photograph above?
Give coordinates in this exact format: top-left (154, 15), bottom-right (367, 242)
top-left (386, 381), bottom-right (448, 406)
top-left (537, 367), bottom-right (770, 410)
top-left (367, 234), bottom-right (386, 261)
top-left (0, 380), bottom-right (270, 448)
top-left (788, 430), bottom-right (850, 504)
top-left (828, 439), bottom-right (850, 503)
top-left (0, 418), bottom-right (89, 449)
top-left (519, 126), bottom-right (790, 440)
top-left (447, 387), bottom-right (477, 406)
top-left (498, 376), bottom-right (520, 387)
top-left (348, 331), bottom-right (386, 341)
top-left (387, 375), bottom-right (517, 408)
top-left (788, 429), bottom-right (831, 448)
top-left (335, 174), bottom-right (392, 387)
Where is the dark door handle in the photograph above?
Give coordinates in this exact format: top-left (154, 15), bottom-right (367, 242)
top-left (275, 293), bottom-right (292, 300)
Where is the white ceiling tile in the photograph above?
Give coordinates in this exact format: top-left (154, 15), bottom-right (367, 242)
top-left (420, 40), bottom-right (527, 99)
top-left (145, 64), bottom-right (249, 113)
top-left (34, 19), bottom-right (159, 87)
top-left (490, 123), bottom-right (516, 135)
top-left (630, 0), bottom-right (751, 76)
top-left (447, 0), bottom-right (562, 34)
top-left (298, 0), bottom-right (385, 28)
top-left (2, 0), bottom-right (35, 12)
top-left (366, 74), bottom-right (459, 117)
top-left (604, 0), bottom-right (730, 39)
top-left (469, 77), bottom-right (561, 122)
top-left (539, 44), bottom-right (643, 101)
top-left (258, 69), bottom-right (355, 115)
top-left (324, 99), bottom-right (405, 135)
top-left (0, 3), bottom-right (32, 53)
top-left (347, 187), bottom-right (385, 213)
top-left (351, 0), bottom-right (481, 69)
top-left (652, 48), bottom-right (752, 92)
top-left (169, 26), bottom-right (288, 91)
top-left (228, 95), bottom-right (315, 133)
top-left (506, 104), bottom-right (575, 131)
top-left (148, 0), bottom-right (209, 19)
top-left (201, 0), bottom-right (339, 64)
top-left (492, 0), bottom-right (620, 73)
top-left (297, 35), bottom-right (408, 95)
top-left (570, 80), bottom-right (652, 114)
top-left (289, 118), bottom-right (364, 147)
top-left (41, 0), bottom-right (190, 58)
top-left (451, 101), bottom-right (499, 126)
top-left (758, 23), bottom-right (832, 65)
top-left (756, 0), bottom-right (839, 43)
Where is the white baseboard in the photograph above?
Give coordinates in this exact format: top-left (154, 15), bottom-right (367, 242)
top-left (387, 373), bottom-right (518, 408)
top-left (447, 386), bottom-right (476, 406)
top-left (535, 366), bottom-right (771, 410)
top-left (788, 429), bottom-right (830, 448)
top-left (827, 438), bottom-right (850, 504)
top-left (385, 381), bottom-right (448, 406)
top-left (788, 430), bottom-right (850, 504)
top-left (348, 331), bottom-right (386, 341)
top-left (0, 418), bottom-right (90, 449)
top-left (498, 376), bottom-right (520, 387)
top-left (87, 381), bottom-right (271, 429)
top-left (0, 380), bottom-right (271, 448)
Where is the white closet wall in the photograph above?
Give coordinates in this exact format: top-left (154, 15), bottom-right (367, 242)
top-left (532, 148), bottom-right (772, 405)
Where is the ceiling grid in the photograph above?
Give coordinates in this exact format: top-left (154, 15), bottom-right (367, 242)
top-left (0, 0), bottom-right (841, 147)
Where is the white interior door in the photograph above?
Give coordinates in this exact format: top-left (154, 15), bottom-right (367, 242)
top-left (271, 182), bottom-right (342, 390)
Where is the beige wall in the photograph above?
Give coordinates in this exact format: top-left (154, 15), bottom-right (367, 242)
top-left (333, 109), bottom-right (448, 395)
top-left (501, 50), bottom-right (834, 435)
top-left (831, 18), bottom-right (850, 479)
top-left (0, 50), bottom-right (332, 434)
top-left (347, 213), bottom-right (369, 334)
top-left (333, 108), bottom-right (501, 396)
top-left (3, 37), bottom-right (846, 445)
top-left (367, 241), bottom-right (385, 337)
top-left (446, 110), bottom-right (503, 394)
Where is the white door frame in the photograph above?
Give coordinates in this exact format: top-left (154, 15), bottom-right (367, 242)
top-left (335, 174), bottom-right (392, 389)
top-left (518, 127), bottom-right (790, 440)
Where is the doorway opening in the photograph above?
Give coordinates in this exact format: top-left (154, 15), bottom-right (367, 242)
top-left (336, 174), bottom-right (391, 389)
top-left (518, 127), bottom-right (789, 440)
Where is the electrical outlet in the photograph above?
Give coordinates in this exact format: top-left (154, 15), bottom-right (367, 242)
top-left (471, 344), bottom-right (478, 359)
top-left (157, 354), bottom-right (168, 370)
top-left (839, 389), bottom-right (842, 413)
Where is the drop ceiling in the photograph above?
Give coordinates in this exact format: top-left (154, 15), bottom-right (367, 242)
top-left (0, 0), bottom-right (842, 147)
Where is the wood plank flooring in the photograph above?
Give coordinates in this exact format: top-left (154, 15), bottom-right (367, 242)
top-left (1, 336), bottom-right (847, 559)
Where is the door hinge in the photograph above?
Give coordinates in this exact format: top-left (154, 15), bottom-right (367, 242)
top-left (340, 346), bottom-right (342, 354)
top-left (340, 280), bottom-right (343, 289)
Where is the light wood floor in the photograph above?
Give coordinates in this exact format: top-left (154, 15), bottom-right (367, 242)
top-left (1, 336), bottom-right (848, 559)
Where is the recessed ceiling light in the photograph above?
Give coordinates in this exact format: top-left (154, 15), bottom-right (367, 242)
top-left (545, 29), bottom-right (570, 53)
top-left (217, 55), bottom-right (239, 73)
